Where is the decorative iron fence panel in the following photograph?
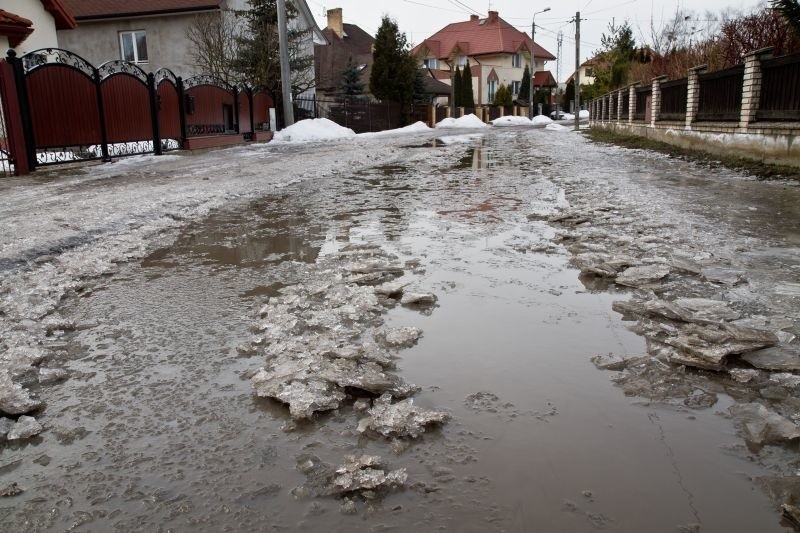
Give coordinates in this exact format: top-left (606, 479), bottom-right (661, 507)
top-left (435, 106), bottom-right (447, 124)
top-left (621, 93), bottom-right (630, 119)
top-left (488, 107), bottom-right (502, 121)
top-left (156, 71), bottom-right (182, 142)
top-left (758, 52), bottom-right (800, 121)
top-left (183, 76), bottom-right (237, 136)
top-left (659, 78), bottom-right (688, 121)
top-left (697, 65), bottom-right (744, 122)
top-left (296, 97), bottom-right (409, 133)
top-left (634, 86), bottom-right (651, 121)
top-left (252, 91), bottom-right (273, 130)
top-left (0, 91), bottom-right (10, 177)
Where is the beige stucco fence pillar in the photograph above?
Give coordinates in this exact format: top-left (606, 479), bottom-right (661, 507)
top-left (601, 96), bottom-right (608, 122)
top-left (616, 89), bottom-right (624, 122)
top-left (686, 64), bottom-right (707, 129)
top-left (740, 47), bottom-right (774, 129)
top-left (650, 75), bottom-right (668, 126)
top-left (628, 84), bottom-right (638, 125)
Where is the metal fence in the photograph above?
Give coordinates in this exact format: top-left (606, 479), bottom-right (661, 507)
top-left (758, 52), bottom-right (800, 121)
top-left (659, 78), bottom-right (688, 121)
top-left (294, 96), bottom-right (433, 133)
top-left (0, 92), bottom-right (10, 177)
top-left (634, 86), bottom-right (652, 121)
top-left (697, 65), bottom-right (744, 122)
top-left (1, 48), bottom-right (275, 174)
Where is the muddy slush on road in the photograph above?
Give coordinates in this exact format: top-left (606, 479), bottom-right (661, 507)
top-left (1, 125), bottom-right (799, 532)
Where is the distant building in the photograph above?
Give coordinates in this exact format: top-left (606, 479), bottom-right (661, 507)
top-left (411, 11), bottom-right (556, 105)
top-left (315, 8), bottom-right (374, 98)
top-left (0, 0), bottom-right (76, 55)
top-left (57, 0), bottom-right (326, 89)
top-left (567, 56), bottom-right (601, 86)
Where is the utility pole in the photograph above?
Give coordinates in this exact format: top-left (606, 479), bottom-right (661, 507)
top-left (529, 7), bottom-right (550, 119)
top-left (574, 11), bottom-right (581, 131)
top-left (277, 0), bottom-right (294, 127)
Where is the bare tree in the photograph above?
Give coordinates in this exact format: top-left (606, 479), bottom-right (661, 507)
top-left (186, 11), bottom-right (245, 84)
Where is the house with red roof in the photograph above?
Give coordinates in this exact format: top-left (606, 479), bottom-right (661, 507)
top-left (412, 11), bottom-right (556, 106)
top-left (0, 0), bottom-right (76, 55)
top-left (56, 0), bottom-right (325, 82)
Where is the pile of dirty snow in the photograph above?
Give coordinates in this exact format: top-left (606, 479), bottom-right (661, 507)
top-left (579, 110), bottom-right (590, 119)
top-left (359, 121), bottom-right (432, 138)
top-left (546, 123), bottom-right (570, 132)
top-left (273, 118), bottom-right (356, 143)
top-left (490, 116), bottom-right (532, 127)
top-left (532, 115), bottom-right (554, 126)
top-left (436, 114), bottom-right (488, 129)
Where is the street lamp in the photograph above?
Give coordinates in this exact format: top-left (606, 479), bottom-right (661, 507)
top-left (529, 7), bottom-right (551, 119)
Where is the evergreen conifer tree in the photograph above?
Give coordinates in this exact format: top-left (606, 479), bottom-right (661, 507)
top-left (453, 66), bottom-right (463, 107)
top-left (518, 64), bottom-right (531, 102)
top-left (340, 56), bottom-right (365, 97)
top-left (461, 61), bottom-right (475, 108)
top-left (369, 16), bottom-right (416, 107)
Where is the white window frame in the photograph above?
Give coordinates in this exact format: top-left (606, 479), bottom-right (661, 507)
top-left (511, 81), bottom-right (521, 95)
top-left (512, 53), bottom-right (522, 68)
top-left (424, 58), bottom-right (439, 69)
top-left (456, 55), bottom-right (468, 67)
top-left (488, 80), bottom-right (497, 102)
top-left (119, 30), bottom-right (148, 64)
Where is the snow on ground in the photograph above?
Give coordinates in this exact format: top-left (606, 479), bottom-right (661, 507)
top-left (273, 118), bottom-right (356, 143)
top-left (490, 116), bottom-right (531, 127)
top-left (579, 110), bottom-right (590, 119)
top-left (436, 114), bottom-right (488, 129)
top-left (532, 115), bottom-right (553, 126)
top-left (437, 133), bottom-right (486, 144)
top-left (546, 123), bottom-right (570, 132)
top-left (359, 121), bottom-right (432, 138)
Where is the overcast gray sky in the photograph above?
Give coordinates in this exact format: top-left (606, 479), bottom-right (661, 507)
top-left (309, 0), bottom-right (765, 81)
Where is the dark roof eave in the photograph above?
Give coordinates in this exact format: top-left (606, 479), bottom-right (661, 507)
top-left (74, 5), bottom-right (221, 21)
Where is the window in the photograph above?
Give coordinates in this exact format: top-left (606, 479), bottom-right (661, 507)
top-left (512, 53), bottom-right (522, 68)
top-left (424, 58), bottom-right (439, 69)
top-left (511, 81), bottom-right (521, 95)
top-left (456, 55), bottom-right (468, 66)
top-left (120, 31), bottom-right (148, 63)
top-left (585, 67), bottom-right (594, 77)
top-left (488, 80), bottom-right (497, 102)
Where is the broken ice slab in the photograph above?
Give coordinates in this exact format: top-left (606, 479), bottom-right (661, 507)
top-left (701, 267), bottom-right (746, 286)
top-left (374, 327), bottom-right (423, 348)
top-left (0, 370), bottom-right (43, 416)
top-left (251, 355), bottom-right (418, 420)
top-left (590, 354), bottom-right (649, 372)
top-left (572, 252), bottom-right (639, 278)
top-left (357, 393), bottom-right (449, 438)
top-left (615, 264), bottom-right (671, 288)
top-left (7, 415), bottom-right (43, 441)
top-left (742, 346), bottom-right (800, 372)
top-left (294, 454), bottom-right (407, 498)
top-left (400, 292), bottom-right (437, 307)
top-left (773, 282), bottom-right (800, 297)
top-left (729, 402), bottom-right (800, 446)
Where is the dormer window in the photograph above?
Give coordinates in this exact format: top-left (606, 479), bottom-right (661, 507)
top-left (456, 55), bottom-right (468, 66)
top-left (424, 58), bottom-right (439, 69)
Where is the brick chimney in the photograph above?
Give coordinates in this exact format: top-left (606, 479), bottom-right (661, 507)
top-left (470, 15), bottom-right (479, 22)
top-left (488, 11), bottom-right (499, 23)
top-left (327, 8), bottom-right (344, 38)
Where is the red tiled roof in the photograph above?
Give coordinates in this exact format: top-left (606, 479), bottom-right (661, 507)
top-left (412, 11), bottom-right (555, 62)
top-left (0, 10), bottom-right (34, 48)
top-left (533, 71), bottom-right (557, 88)
top-left (42, 0), bottom-right (77, 29)
top-left (61, 0), bottom-right (222, 20)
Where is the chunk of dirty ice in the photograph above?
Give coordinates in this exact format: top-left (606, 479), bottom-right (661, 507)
top-left (590, 354), bottom-right (648, 372)
top-left (659, 322), bottom-right (778, 371)
top-left (673, 298), bottom-right (741, 322)
top-left (294, 454), bottom-right (407, 498)
top-left (0, 417), bottom-right (14, 440)
top-left (400, 292), bottom-right (437, 306)
top-left (615, 265), bottom-right (670, 288)
top-left (374, 283), bottom-right (405, 298)
top-left (357, 393), bottom-right (449, 438)
top-left (353, 399), bottom-right (371, 412)
top-left (701, 267), bottom-right (746, 286)
top-left (742, 346), bottom-right (800, 372)
top-left (729, 403), bottom-right (800, 445)
top-left (7, 416), bottom-right (43, 441)
top-left (38, 368), bottom-right (69, 385)
top-left (0, 371), bottom-right (43, 416)
top-left (729, 368), bottom-right (762, 384)
top-left (340, 498), bottom-right (358, 515)
top-left (375, 327), bottom-right (423, 348)
top-left (0, 483), bottom-right (23, 497)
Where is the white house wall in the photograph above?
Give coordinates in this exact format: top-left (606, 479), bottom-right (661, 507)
top-left (57, 14), bottom-right (205, 76)
top-left (0, 0), bottom-right (60, 55)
